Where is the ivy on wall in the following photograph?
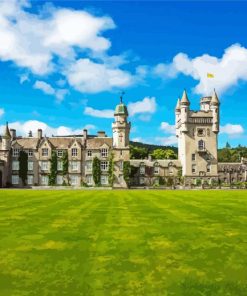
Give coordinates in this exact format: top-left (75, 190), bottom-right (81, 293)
top-left (18, 150), bottom-right (28, 186)
top-left (123, 161), bottom-right (131, 188)
top-left (108, 153), bottom-right (115, 187)
top-left (62, 151), bottom-right (69, 185)
top-left (93, 156), bottom-right (101, 186)
top-left (48, 150), bottom-right (57, 186)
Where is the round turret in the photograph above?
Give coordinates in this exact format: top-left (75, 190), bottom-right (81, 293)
top-left (114, 103), bottom-right (128, 116)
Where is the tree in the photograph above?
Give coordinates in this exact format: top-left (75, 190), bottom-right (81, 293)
top-left (108, 153), bottom-right (115, 187)
top-left (130, 145), bottom-right (148, 159)
top-left (48, 150), bottom-right (57, 186)
top-left (225, 142), bottom-right (231, 149)
top-left (123, 161), bottom-right (131, 188)
top-left (151, 148), bottom-right (177, 160)
top-left (18, 151), bottom-right (28, 186)
top-left (93, 157), bottom-right (101, 186)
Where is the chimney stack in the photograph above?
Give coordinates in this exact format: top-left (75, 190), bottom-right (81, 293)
top-left (38, 129), bottom-right (42, 139)
top-left (97, 131), bottom-right (106, 137)
top-left (10, 129), bottom-right (16, 140)
top-left (83, 129), bottom-right (88, 140)
top-left (28, 130), bottom-right (33, 137)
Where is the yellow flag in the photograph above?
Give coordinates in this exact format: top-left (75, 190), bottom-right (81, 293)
top-left (207, 73), bottom-right (214, 78)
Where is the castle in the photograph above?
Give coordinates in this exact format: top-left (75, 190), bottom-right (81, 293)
top-left (0, 90), bottom-right (246, 188)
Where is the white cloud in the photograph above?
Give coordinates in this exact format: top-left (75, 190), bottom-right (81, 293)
top-left (0, 120), bottom-right (96, 137)
top-left (66, 58), bottom-right (134, 93)
top-left (0, 108), bottom-right (4, 117)
top-left (131, 137), bottom-right (144, 142)
top-left (34, 81), bottom-right (55, 95)
top-left (155, 136), bottom-right (177, 146)
top-left (33, 80), bottom-right (69, 102)
top-left (128, 97), bottom-right (157, 117)
top-left (0, 0), bottom-right (115, 75)
top-left (220, 123), bottom-right (244, 137)
top-left (160, 122), bottom-right (176, 134)
top-left (0, 0), bottom-right (138, 95)
top-left (84, 107), bottom-right (114, 118)
top-left (154, 43), bottom-right (247, 95)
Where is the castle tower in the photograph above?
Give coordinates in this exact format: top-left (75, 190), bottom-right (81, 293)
top-left (176, 90), bottom-right (220, 183)
top-left (2, 122), bottom-right (11, 150)
top-left (0, 122), bottom-right (11, 187)
top-left (112, 95), bottom-right (131, 148)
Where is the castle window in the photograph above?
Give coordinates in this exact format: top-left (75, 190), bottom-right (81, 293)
top-left (71, 161), bottom-right (79, 172)
top-left (154, 163), bottom-right (159, 174)
top-left (12, 161), bottom-right (19, 171)
top-left (12, 175), bottom-right (19, 185)
top-left (57, 161), bottom-right (63, 171)
top-left (198, 140), bottom-right (205, 151)
top-left (140, 164), bottom-right (145, 175)
top-left (86, 175), bottom-right (93, 185)
top-left (119, 161), bottom-right (123, 171)
top-left (57, 175), bottom-right (63, 185)
top-left (71, 148), bottom-right (78, 157)
top-left (140, 177), bottom-right (145, 185)
top-left (70, 175), bottom-right (79, 186)
top-left (41, 161), bottom-right (49, 171)
top-left (101, 161), bottom-right (109, 171)
top-left (42, 148), bottom-right (48, 156)
top-left (27, 175), bottom-right (33, 185)
top-left (192, 164), bottom-right (196, 174)
top-left (207, 164), bottom-right (211, 173)
top-left (41, 175), bottom-right (48, 185)
top-left (197, 128), bottom-right (205, 137)
top-left (101, 175), bottom-right (108, 185)
top-left (86, 161), bottom-right (92, 171)
top-left (13, 149), bottom-right (20, 157)
top-left (87, 150), bottom-right (92, 157)
top-left (28, 149), bottom-right (33, 157)
top-left (57, 150), bottom-right (63, 157)
top-left (28, 161), bottom-right (33, 171)
top-left (101, 148), bottom-right (108, 158)
top-left (192, 154), bottom-right (196, 161)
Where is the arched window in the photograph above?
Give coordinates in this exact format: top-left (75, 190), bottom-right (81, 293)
top-left (198, 140), bottom-right (205, 151)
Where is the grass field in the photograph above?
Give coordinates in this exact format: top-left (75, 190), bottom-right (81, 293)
top-left (0, 190), bottom-right (247, 296)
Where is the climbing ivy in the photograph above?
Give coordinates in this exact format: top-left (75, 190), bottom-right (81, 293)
top-left (48, 150), bottom-right (57, 186)
top-left (123, 161), bottom-right (131, 188)
top-left (18, 150), bottom-right (28, 186)
top-left (108, 153), bottom-right (115, 187)
top-left (61, 151), bottom-right (69, 185)
top-left (93, 156), bottom-right (101, 186)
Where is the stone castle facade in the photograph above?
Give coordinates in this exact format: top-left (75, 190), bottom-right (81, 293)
top-left (0, 90), bottom-right (246, 188)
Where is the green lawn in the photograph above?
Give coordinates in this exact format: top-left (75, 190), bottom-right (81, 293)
top-left (0, 190), bottom-right (247, 296)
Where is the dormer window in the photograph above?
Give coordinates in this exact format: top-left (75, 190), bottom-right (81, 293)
top-left (71, 148), bottom-right (78, 157)
top-left (42, 148), bottom-right (48, 156)
top-left (101, 148), bottom-right (108, 158)
top-left (87, 150), bottom-right (92, 157)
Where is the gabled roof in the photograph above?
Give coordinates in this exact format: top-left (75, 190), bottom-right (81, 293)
top-left (13, 138), bottom-right (39, 149)
top-left (86, 137), bottom-right (113, 149)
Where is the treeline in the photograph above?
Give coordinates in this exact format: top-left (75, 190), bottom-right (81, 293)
top-left (218, 145), bottom-right (247, 162)
top-left (131, 141), bottom-right (247, 162)
top-left (130, 142), bottom-right (177, 160)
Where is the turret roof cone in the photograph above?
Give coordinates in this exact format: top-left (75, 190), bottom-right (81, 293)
top-left (211, 89), bottom-right (219, 105)
top-left (4, 122), bottom-right (11, 139)
top-left (180, 89), bottom-right (190, 105)
top-left (175, 98), bottom-right (181, 110)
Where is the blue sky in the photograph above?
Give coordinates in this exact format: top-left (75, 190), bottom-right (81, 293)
top-left (0, 0), bottom-right (247, 147)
